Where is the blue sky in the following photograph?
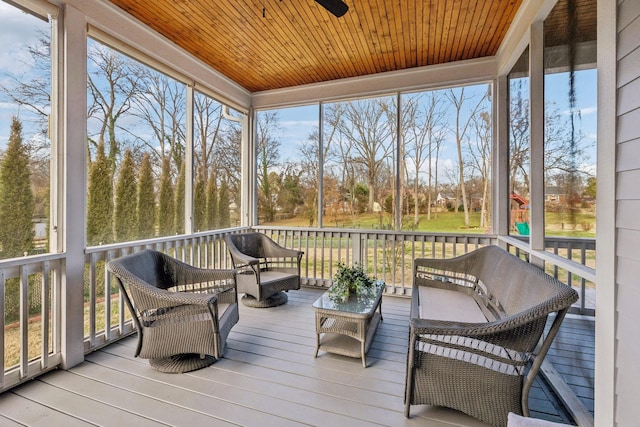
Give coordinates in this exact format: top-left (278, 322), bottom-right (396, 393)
top-left (0, 2), bottom-right (50, 146)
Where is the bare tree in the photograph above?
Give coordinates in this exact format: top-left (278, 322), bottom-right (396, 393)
top-left (328, 98), bottom-right (394, 213)
top-left (508, 82), bottom-right (530, 197)
top-left (403, 92), bottom-right (447, 225)
top-left (324, 106), bottom-right (358, 216)
top-left (298, 130), bottom-right (320, 226)
top-left (131, 71), bottom-right (186, 168)
top-left (87, 41), bottom-right (145, 168)
top-left (215, 123), bottom-right (242, 202)
top-left (256, 111), bottom-right (281, 222)
top-left (469, 110), bottom-right (492, 228)
top-left (193, 94), bottom-right (224, 182)
top-left (544, 104), bottom-right (589, 176)
top-left (447, 87), bottom-right (488, 228)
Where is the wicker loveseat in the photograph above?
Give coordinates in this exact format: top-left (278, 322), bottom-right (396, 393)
top-left (404, 245), bottom-right (579, 427)
top-left (107, 249), bottom-right (239, 373)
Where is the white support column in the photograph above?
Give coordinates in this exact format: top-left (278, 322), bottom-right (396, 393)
top-left (60, 4), bottom-right (87, 369)
top-left (318, 103), bottom-right (324, 228)
top-left (244, 108), bottom-right (256, 227)
top-left (184, 87), bottom-right (194, 235)
top-left (395, 93), bottom-right (402, 230)
top-left (493, 75), bottom-right (510, 242)
top-left (595, 0), bottom-right (617, 424)
top-left (529, 21), bottom-right (545, 262)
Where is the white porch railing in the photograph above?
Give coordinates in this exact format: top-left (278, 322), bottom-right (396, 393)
top-left (1, 254), bottom-right (64, 391)
top-left (0, 227), bottom-right (595, 393)
top-left (255, 227), bottom-right (497, 295)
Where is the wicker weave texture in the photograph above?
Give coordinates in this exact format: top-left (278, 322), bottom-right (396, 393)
top-left (405, 245), bottom-right (579, 427)
top-left (225, 232), bottom-right (303, 303)
top-left (107, 249), bottom-right (239, 372)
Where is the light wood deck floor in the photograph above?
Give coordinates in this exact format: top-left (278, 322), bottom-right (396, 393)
top-left (0, 287), bottom-right (591, 426)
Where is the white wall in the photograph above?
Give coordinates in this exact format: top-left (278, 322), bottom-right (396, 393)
top-left (612, 1), bottom-right (640, 425)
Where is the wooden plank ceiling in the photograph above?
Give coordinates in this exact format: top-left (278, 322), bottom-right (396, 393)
top-left (105, 0), bottom-right (590, 93)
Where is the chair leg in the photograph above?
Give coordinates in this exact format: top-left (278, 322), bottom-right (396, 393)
top-left (405, 332), bottom-right (417, 418)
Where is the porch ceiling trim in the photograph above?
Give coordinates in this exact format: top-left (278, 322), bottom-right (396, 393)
top-left (251, 56), bottom-right (497, 109)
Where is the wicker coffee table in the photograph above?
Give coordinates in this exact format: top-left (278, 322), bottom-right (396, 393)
top-left (312, 281), bottom-right (384, 367)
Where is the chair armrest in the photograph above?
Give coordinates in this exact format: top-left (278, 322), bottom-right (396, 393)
top-left (136, 283), bottom-right (219, 308)
top-left (165, 258), bottom-right (237, 284)
top-left (410, 316), bottom-right (521, 337)
top-left (410, 300), bottom-right (560, 353)
top-left (226, 244), bottom-right (260, 267)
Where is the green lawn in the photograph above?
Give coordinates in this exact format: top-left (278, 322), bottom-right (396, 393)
top-left (264, 208), bottom-right (596, 238)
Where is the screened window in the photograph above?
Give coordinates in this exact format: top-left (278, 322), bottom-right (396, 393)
top-left (322, 96), bottom-right (396, 229)
top-left (543, 0), bottom-right (597, 239)
top-left (256, 104), bottom-right (319, 226)
top-left (0, 0), bottom-right (56, 371)
top-left (193, 91), bottom-right (242, 230)
top-left (508, 48), bottom-right (531, 237)
top-left (86, 37), bottom-right (187, 244)
top-left (257, 83), bottom-right (492, 233)
top-left (402, 85), bottom-right (493, 233)
top-left (0, 1), bottom-right (53, 259)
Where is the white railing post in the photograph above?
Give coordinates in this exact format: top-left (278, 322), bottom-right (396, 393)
top-left (352, 232), bottom-right (362, 266)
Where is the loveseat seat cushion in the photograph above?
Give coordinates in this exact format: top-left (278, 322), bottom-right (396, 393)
top-left (418, 286), bottom-right (488, 323)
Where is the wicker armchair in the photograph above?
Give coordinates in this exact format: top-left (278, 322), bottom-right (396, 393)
top-left (404, 245), bottom-right (579, 427)
top-left (107, 249), bottom-right (239, 373)
top-left (224, 232), bottom-right (303, 307)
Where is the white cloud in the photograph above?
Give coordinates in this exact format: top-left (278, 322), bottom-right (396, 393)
top-left (562, 106), bottom-right (597, 117)
top-left (0, 101), bottom-right (17, 111)
top-left (278, 119), bottom-right (317, 157)
top-left (0, 3), bottom-right (49, 73)
top-left (281, 119), bottom-right (317, 128)
top-left (409, 156), bottom-right (458, 184)
top-left (580, 163), bottom-right (596, 176)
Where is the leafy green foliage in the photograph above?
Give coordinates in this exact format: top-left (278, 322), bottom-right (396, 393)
top-left (114, 149), bottom-right (138, 241)
top-left (0, 117), bottom-right (35, 257)
top-left (193, 177), bottom-right (206, 231)
top-left (175, 162), bottom-right (185, 234)
top-left (86, 141), bottom-right (113, 246)
top-left (218, 179), bottom-right (231, 228)
top-left (206, 175), bottom-right (218, 230)
top-left (158, 157), bottom-right (175, 235)
top-left (137, 153), bottom-right (156, 239)
top-left (584, 176), bottom-right (596, 199)
top-left (328, 262), bottom-right (375, 302)
top-left (278, 172), bottom-right (304, 215)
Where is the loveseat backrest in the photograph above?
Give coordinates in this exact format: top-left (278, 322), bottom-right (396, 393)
top-left (471, 246), bottom-right (569, 317)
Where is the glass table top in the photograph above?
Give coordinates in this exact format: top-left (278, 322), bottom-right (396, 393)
top-left (312, 280), bottom-right (385, 315)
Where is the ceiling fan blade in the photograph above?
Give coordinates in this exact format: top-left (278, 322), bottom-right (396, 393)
top-left (314, 0), bottom-right (349, 17)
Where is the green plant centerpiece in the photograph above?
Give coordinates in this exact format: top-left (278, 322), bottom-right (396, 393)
top-left (328, 262), bottom-right (377, 303)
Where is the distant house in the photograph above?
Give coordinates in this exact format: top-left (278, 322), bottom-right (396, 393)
top-left (545, 186), bottom-right (566, 203)
top-left (436, 192), bottom-right (454, 207)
